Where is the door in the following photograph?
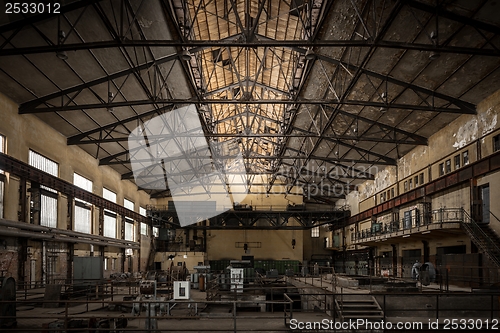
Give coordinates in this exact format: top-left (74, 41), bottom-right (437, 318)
top-left (30, 259), bottom-right (36, 288)
top-left (481, 185), bottom-right (490, 224)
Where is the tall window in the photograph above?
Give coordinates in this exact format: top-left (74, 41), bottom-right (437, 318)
top-left (29, 150), bottom-right (58, 228)
top-left (0, 134), bottom-right (4, 173)
top-left (439, 163), bottom-right (444, 176)
top-left (311, 226), bottom-right (319, 238)
top-left (445, 159), bottom-right (451, 173)
top-left (454, 154), bottom-right (461, 170)
top-left (0, 135), bottom-right (4, 218)
top-left (140, 207), bottom-right (148, 236)
top-left (124, 198), bottom-right (135, 241)
top-left (463, 150), bottom-right (469, 165)
top-left (494, 134), bottom-right (500, 152)
top-left (103, 188), bottom-right (117, 238)
top-left (73, 173), bottom-right (92, 233)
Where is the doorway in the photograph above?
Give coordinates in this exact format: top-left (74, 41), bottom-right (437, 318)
top-left (481, 185), bottom-right (490, 224)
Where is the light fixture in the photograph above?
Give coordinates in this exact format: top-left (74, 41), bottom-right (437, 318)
top-left (181, 49), bottom-right (192, 61)
top-left (183, 253), bottom-right (188, 258)
top-left (429, 31), bottom-right (440, 60)
top-left (305, 48), bottom-right (315, 60)
top-left (56, 30), bottom-right (68, 60)
top-left (429, 52), bottom-right (441, 60)
top-left (292, 239), bottom-right (296, 249)
top-left (421, 231), bottom-right (431, 235)
top-left (402, 234), bottom-right (410, 238)
top-left (107, 91), bottom-right (114, 112)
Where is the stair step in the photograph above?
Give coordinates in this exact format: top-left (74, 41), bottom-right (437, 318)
top-left (342, 310), bottom-right (382, 315)
top-left (342, 315), bottom-right (384, 319)
top-left (340, 304), bottom-right (378, 308)
top-left (338, 299), bottom-right (375, 303)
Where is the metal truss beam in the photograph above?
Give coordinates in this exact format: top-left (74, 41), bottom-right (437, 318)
top-left (148, 207), bottom-right (350, 230)
top-left (1, 39), bottom-right (499, 57)
top-left (67, 104), bottom-right (173, 145)
top-left (331, 108), bottom-right (428, 145)
top-left (18, 53), bottom-right (180, 113)
top-left (23, 98), bottom-right (468, 114)
top-left (405, 0), bottom-right (500, 36)
top-left (292, 126), bottom-right (426, 145)
top-left (316, 54), bottom-right (476, 114)
top-left (71, 129), bottom-right (427, 145)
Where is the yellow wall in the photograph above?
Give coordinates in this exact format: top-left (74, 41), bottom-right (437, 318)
top-left (206, 229), bottom-right (303, 261)
top-left (0, 92), bottom-right (152, 278)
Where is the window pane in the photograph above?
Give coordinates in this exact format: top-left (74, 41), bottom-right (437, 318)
top-left (445, 159), bottom-right (451, 173)
top-left (74, 173), bottom-right (92, 192)
top-left (104, 214), bottom-right (116, 238)
top-left (0, 181), bottom-right (4, 219)
top-left (124, 199), bottom-right (134, 211)
top-left (0, 135), bottom-right (4, 174)
top-left (103, 188), bottom-right (116, 203)
top-left (140, 207), bottom-right (147, 217)
top-left (125, 219), bottom-right (134, 241)
top-left (311, 226), bottom-right (319, 238)
top-left (41, 195), bottom-right (57, 228)
top-left (141, 222), bottom-right (148, 235)
top-left (74, 205), bottom-right (91, 233)
top-left (463, 151), bottom-right (469, 165)
top-left (29, 150), bottom-right (58, 194)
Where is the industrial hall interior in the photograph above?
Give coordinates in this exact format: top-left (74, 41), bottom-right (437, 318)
top-left (0, 0), bottom-right (500, 331)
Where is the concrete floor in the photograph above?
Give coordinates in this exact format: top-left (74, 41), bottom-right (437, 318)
top-left (9, 277), bottom-right (497, 332)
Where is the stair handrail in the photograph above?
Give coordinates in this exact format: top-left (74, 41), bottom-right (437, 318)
top-left (489, 209), bottom-right (500, 224)
top-left (460, 208), bottom-right (500, 267)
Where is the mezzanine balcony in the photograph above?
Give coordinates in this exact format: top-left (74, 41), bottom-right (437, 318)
top-left (351, 208), bottom-right (465, 245)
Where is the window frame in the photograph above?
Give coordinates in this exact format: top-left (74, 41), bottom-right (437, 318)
top-left (311, 226), bottom-right (320, 238)
top-left (454, 154), bottom-right (461, 170)
top-left (463, 150), bottom-right (469, 166)
top-left (494, 134), bottom-right (500, 152)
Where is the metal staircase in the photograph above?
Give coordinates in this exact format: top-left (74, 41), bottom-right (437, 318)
top-left (334, 294), bottom-right (384, 321)
top-left (461, 209), bottom-right (500, 268)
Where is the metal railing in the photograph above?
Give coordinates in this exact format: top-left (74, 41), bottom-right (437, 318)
top-left (461, 209), bottom-right (500, 267)
top-left (352, 208), bottom-right (466, 242)
top-left (2, 296), bottom-right (294, 332)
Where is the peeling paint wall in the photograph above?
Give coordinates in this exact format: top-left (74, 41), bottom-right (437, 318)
top-left (347, 88), bottom-right (500, 214)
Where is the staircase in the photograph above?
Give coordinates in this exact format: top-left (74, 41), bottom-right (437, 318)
top-left (461, 210), bottom-right (500, 268)
top-left (334, 294), bottom-right (384, 321)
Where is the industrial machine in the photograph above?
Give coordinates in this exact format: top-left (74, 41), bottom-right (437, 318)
top-left (0, 276), bottom-right (16, 328)
top-left (229, 260), bottom-right (251, 293)
top-left (173, 281), bottom-right (190, 300)
top-left (132, 280), bottom-right (167, 330)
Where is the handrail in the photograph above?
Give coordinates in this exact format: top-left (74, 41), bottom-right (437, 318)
top-left (461, 209), bottom-right (500, 267)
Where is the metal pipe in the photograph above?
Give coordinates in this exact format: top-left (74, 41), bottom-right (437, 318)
top-left (0, 218), bottom-right (138, 247)
top-left (0, 227), bottom-right (139, 249)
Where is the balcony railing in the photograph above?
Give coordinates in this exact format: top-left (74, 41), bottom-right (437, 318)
top-left (352, 208), bottom-right (465, 243)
